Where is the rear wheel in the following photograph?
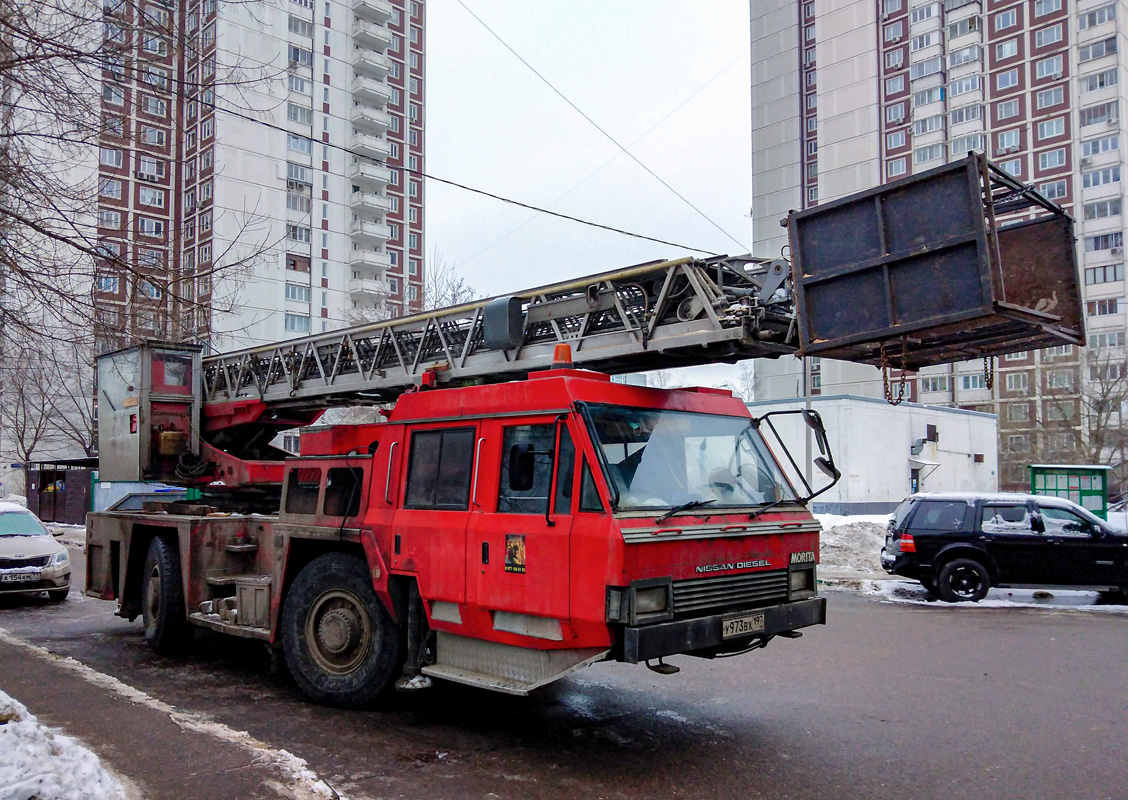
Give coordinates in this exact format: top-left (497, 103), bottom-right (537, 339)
top-left (281, 552), bottom-right (399, 707)
top-left (141, 536), bottom-right (191, 654)
top-left (937, 558), bottom-right (990, 603)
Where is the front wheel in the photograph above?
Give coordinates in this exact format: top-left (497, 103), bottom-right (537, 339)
top-left (47, 586), bottom-right (70, 602)
top-left (937, 558), bottom-right (990, 603)
top-left (141, 536), bottom-right (191, 653)
top-left (281, 553), bottom-right (400, 707)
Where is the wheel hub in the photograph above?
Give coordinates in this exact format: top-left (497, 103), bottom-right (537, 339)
top-left (318, 608), bottom-right (360, 654)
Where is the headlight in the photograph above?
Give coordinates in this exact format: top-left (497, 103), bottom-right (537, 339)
top-left (52, 550), bottom-right (70, 566)
top-left (634, 586), bottom-right (669, 615)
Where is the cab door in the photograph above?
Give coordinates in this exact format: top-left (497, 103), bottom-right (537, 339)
top-left (468, 418), bottom-right (575, 624)
top-left (979, 501), bottom-right (1050, 584)
top-left (391, 424), bottom-right (478, 605)
top-left (1037, 503), bottom-right (1128, 588)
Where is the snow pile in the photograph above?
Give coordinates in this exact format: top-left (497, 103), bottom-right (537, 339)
top-left (0, 495), bottom-right (28, 508)
top-left (816, 513), bottom-right (891, 573)
top-left (0, 689), bottom-right (128, 800)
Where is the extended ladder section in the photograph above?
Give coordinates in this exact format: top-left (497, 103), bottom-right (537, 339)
top-left (201, 255), bottom-right (796, 409)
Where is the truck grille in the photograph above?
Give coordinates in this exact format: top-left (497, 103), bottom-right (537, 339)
top-left (672, 569), bottom-right (789, 615)
top-left (0, 555), bottom-right (50, 569)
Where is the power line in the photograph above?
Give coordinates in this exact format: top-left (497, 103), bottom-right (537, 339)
top-left (454, 46), bottom-right (751, 267)
top-left (455, 0), bottom-right (749, 254)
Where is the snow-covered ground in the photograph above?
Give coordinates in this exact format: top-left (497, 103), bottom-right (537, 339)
top-left (868, 579), bottom-right (1128, 613)
top-left (0, 689), bottom-right (130, 800)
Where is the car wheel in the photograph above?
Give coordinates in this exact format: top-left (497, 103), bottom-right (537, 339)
top-left (141, 536), bottom-right (192, 654)
top-left (937, 558), bottom-right (990, 603)
top-left (281, 552), bottom-right (400, 707)
top-left (47, 587), bottom-right (69, 602)
top-left (1096, 588), bottom-right (1128, 605)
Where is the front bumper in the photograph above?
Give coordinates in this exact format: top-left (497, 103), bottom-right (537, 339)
top-left (619, 596), bottom-right (826, 663)
top-left (0, 569), bottom-right (71, 595)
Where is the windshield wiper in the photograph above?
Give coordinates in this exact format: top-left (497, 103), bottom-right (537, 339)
top-left (747, 498), bottom-right (787, 521)
top-left (655, 499), bottom-right (717, 524)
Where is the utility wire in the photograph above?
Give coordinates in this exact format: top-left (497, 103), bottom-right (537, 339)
top-left (455, 46), bottom-right (751, 267)
top-left (455, 0), bottom-right (749, 253)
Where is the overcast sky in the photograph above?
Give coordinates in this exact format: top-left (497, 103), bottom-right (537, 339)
top-left (425, 1), bottom-right (754, 386)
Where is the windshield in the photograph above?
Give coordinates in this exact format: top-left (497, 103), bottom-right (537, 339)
top-left (0, 511), bottom-right (49, 537)
top-left (582, 404), bottom-right (798, 511)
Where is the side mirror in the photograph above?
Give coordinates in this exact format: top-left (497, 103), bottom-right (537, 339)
top-left (1031, 513), bottom-right (1045, 533)
top-left (815, 457), bottom-right (840, 481)
top-left (508, 443), bottom-right (536, 492)
top-left (802, 410), bottom-right (829, 456)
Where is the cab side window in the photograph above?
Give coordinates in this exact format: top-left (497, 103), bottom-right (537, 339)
top-left (981, 503), bottom-right (1032, 534)
top-left (285, 467), bottom-right (321, 515)
top-left (498, 424), bottom-right (556, 514)
top-left (578, 460), bottom-right (604, 513)
top-left (324, 467), bottom-right (364, 517)
top-left (1039, 506), bottom-right (1092, 537)
top-left (554, 427), bottom-right (576, 514)
top-left (404, 428), bottom-right (475, 510)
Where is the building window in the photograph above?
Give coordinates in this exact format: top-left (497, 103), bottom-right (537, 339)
top-left (1080, 68), bottom-right (1118, 94)
top-left (1005, 351), bottom-right (1028, 361)
top-left (948, 16), bottom-right (979, 39)
top-left (885, 49), bottom-right (904, 69)
top-left (1047, 370), bottom-right (1074, 390)
top-left (138, 187), bottom-right (165, 207)
top-left (1079, 101), bottom-right (1119, 127)
top-left (1007, 403), bottom-right (1030, 422)
top-left (997, 98), bottom-right (1019, 119)
top-left (142, 96), bottom-right (167, 117)
top-left (1087, 298), bottom-right (1121, 316)
top-left (1091, 331), bottom-right (1126, 348)
top-left (999, 158), bottom-right (1022, 176)
top-left (997, 129), bottom-right (1020, 151)
top-left (285, 313), bottom-right (312, 332)
top-left (909, 2), bottom-right (938, 24)
top-left (948, 104), bottom-right (982, 126)
top-left (920, 376), bottom-right (950, 393)
top-left (886, 103), bottom-right (905, 123)
top-left (913, 86), bottom-right (942, 107)
top-left (910, 32), bottom-right (936, 52)
top-left (950, 134), bottom-right (984, 156)
top-left (909, 56), bottom-right (942, 80)
top-left (408, 285), bottom-right (418, 301)
top-left (885, 75), bottom-right (904, 95)
top-left (285, 283), bottom-right (312, 302)
top-left (137, 217), bottom-right (164, 237)
top-left (1035, 55), bottom-right (1062, 80)
top-left (1084, 199), bottom-right (1122, 222)
top-left (914, 144), bottom-right (944, 164)
top-left (288, 15), bottom-right (314, 37)
top-left (887, 130), bottom-right (906, 149)
top-left (884, 21), bottom-right (903, 42)
top-left (99, 178), bottom-right (122, 199)
top-left (288, 75), bottom-right (311, 95)
top-left (409, 258), bottom-right (419, 276)
top-left (914, 115), bottom-right (943, 136)
top-left (1080, 37), bottom-right (1117, 64)
top-left (1035, 86), bottom-right (1063, 110)
top-left (97, 209), bottom-right (121, 228)
top-left (408, 233), bottom-right (418, 249)
top-left (961, 374), bottom-right (986, 390)
top-left (995, 39), bottom-right (1018, 60)
top-left (287, 133), bottom-right (312, 153)
top-left (95, 275), bottom-right (120, 293)
top-left (1033, 0), bottom-right (1061, 16)
top-left (289, 44), bottom-right (313, 66)
top-left (1079, 4), bottom-right (1116, 30)
top-left (1008, 434), bottom-right (1030, 453)
top-left (1082, 166), bottom-right (1120, 188)
top-left (288, 103), bottom-right (313, 125)
top-left (1037, 118), bottom-right (1064, 140)
top-left (1038, 179), bottom-right (1067, 199)
top-left (996, 69), bottom-right (1018, 91)
top-left (1034, 24), bottom-right (1061, 48)
top-left (949, 75), bottom-right (980, 96)
top-left (103, 85), bottom-right (124, 105)
top-left (994, 9), bottom-right (1016, 31)
top-left (1006, 373), bottom-right (1028, 392)
top-left (286, 224), bottom-right (312, 243)
top-left (1086, 232), bottom-right (1125, 252)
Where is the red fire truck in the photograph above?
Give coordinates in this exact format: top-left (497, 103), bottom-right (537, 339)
top-left (85, 156), bottom-right (1084, 705)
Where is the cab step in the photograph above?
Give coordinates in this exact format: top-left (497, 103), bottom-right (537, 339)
top-left (420, 632), bottom-right (608, 696)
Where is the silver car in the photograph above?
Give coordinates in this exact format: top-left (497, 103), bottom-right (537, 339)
top-left (0, 504), bottom-right (71, 601)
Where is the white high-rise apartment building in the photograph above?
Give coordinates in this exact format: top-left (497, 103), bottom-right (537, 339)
top-left (751, 0), bottom-right (1124, 491)
top-left (96, 0), bottom-right (425, 355)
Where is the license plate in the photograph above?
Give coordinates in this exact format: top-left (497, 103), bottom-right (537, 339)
top-left (721, 612), bottom-right (765, 639)
top-left (1, 571), bottom-right (40, 583)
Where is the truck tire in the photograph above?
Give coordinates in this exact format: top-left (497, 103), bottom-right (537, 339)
top-left (937, 558), bottom-right (990, 603)
top-left (142, 536), bottom-right (191, 654)
top-left (281, 553), bottom-right (400, 707)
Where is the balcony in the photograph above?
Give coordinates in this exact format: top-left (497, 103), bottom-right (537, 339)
top-left (352, 0), bottom-right (392, 23)
top-left (349, 190), bottom-right (393, 218)
top-left (352, 76), bottom-right (392, 107)
top-left (349, 277), bottom-right (389, 298)
top-left (351, 132), bottom-right (392, 160)
top-left (352, 17), bottom-right (392, 51)
top-left (348, 161), bottom-right (392, 189)
top-left (349, 250), bottom-right (392, 271)
top-left (350, 219), bottom-right (392, 245)
top-left (349, 49), bottom-right (390, 79)
top-left (350, 105), bottom-right (392, 133)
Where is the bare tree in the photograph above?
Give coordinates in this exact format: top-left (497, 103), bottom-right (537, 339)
top-left (424, 248), bottom-right (476, 310)
top-left (734, 361), bottom-right (757, 402)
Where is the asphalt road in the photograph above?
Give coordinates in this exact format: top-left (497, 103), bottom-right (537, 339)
top-left (2, 547), bottom-right (1126, 800)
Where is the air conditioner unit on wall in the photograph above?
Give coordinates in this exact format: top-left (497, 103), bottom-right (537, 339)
top-left (1081, 157), bottom-right (1093, 167)
top-left (1111, 247), bottom-right (1123, 255)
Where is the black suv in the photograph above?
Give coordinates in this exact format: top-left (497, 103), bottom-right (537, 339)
top-left (881, 492), bottom-right (1128, 602)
